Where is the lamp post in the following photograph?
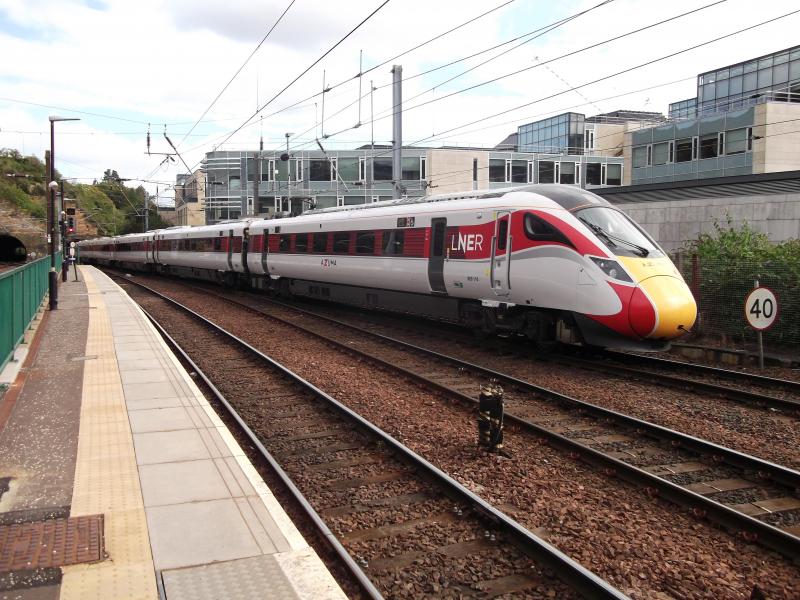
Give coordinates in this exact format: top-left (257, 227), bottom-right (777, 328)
top-left (48, 115), bottom-right (79, 309)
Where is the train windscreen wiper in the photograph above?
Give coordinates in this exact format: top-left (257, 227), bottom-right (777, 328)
top-left (579, 217), bottom-right (649, 257)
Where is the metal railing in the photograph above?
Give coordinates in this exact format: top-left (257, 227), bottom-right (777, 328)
top-left (0, 253), bottom-right (61, 372)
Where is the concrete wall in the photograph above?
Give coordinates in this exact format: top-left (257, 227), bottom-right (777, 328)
top-left (427, 150), bottom-right (488, 194)
top-left (616, 192), bottom-right (800, 251)
top-left (753, 103), bottom-right (800, 174)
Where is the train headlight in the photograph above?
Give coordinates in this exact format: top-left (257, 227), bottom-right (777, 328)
top-left (589, 257), bottom-right (632, 282)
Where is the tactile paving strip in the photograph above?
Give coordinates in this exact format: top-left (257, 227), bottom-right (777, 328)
top-left (162, 554), bottom-right (299, 600)
top-left (0, 515), bottom-right (104, 572)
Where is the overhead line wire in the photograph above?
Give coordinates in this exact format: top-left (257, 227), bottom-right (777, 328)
top-left (178, 0), bottom-right (296, 147)
top-left (206, 0), bottom-right (393, 164)
top-left (331, 6), bottom-right (800, 161)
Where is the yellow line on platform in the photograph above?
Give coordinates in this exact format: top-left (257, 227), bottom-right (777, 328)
top-left (60, 267), bottom-right (157, 600)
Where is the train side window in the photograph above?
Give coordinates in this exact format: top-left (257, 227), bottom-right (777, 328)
top-left (313, 232), bottom-right (328, 253)
top-left (497, 219), bottom-right (508, 250)
top-left (524, 212), bottom-right (573, 247)
top-left (332, 232), bottom-right (350, 254)
top-left (382, 229), bottom-right (404, 255)
top-left (213, 237), bottom-right (221, 252)
top-left (295, 233), bottom-right (309, 253)
top-left (279, 234), bottom-right (291, 252)
top-left (355, 231), bottom-right (375, 254)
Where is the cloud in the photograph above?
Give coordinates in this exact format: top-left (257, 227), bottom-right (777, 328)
top-left (0, 0), bottom-right (798, 196)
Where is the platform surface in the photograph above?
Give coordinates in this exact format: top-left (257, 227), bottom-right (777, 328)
top-left (0, 266), bottom-right (346, 600)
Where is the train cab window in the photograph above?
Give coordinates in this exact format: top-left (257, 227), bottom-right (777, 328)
top-left (332, 232), bottom-right (350, 254)
top-left (355, 231), bottom-right (375, 254)
top-left (313, 232), bottom-right (328, 253)
top-left (382, 229), bottom-right (404, 255)
top-left (279, 234), bottom-right (291, 252)
top-left (497, 219), bottom-right (508, 251)
top-left (294, 233), bottom-right (309, 253)
top-left (524, 212), bottom-right (573, 247)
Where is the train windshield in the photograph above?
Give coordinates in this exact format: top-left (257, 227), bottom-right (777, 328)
top-left (574, 207), bottom-right (663, 258)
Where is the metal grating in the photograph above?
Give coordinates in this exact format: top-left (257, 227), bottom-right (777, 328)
top-left (0, 515), bottom-right (104, 572)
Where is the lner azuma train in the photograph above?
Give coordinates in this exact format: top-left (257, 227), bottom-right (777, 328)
top-left (79, 185), bottom-right (697, 351)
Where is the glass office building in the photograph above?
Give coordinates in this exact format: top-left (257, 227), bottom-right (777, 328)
top-left (696, 45), bottom-right (800, 115)
top-left (517, 113), bottom-right (586, 154)
top-left (668, 98), bottom-right (697, 119)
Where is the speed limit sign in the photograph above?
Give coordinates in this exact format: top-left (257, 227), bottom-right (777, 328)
top-left (745, 287), bottom-right (779, 331)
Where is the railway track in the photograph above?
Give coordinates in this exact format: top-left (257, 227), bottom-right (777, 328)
top-left (115, 275), bottom-right (626, 600)
top-left (133, 276), bottom-right (800, 562)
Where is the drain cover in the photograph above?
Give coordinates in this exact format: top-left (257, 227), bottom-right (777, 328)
top-left (0, 515), bottom-right (104, 572)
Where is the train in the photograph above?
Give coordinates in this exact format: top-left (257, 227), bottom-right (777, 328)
top-left (78, 184), bottom-right (697, 351)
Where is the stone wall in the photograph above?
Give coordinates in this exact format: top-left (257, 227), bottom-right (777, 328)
top-left (616, 192), bottom-right (800, 251)
top-left (0, 196), bottom-right (47, 255)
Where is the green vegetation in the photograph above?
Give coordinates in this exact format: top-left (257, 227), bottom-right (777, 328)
top-left (683, 217), bottom-right (800, 346)
top-left (1, 148), bottom-right (170, 236)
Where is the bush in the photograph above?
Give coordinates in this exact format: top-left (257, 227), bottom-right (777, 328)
top-left (0, 179), bottom-right (46, 219)
top-left (682, 218), bottom-right (800, 348)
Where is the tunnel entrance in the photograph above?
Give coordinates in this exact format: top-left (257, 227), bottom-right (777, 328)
top-left (0, 235), bottom-right (27, 263)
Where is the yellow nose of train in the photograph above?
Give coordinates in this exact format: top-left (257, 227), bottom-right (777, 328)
top-left (619, 257), bottom-right (697, 340)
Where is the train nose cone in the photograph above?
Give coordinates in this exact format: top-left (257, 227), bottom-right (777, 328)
top-left (629, 276), bottom-right (697, 339)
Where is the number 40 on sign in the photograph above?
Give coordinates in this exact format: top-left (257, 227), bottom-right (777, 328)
top-left (744, 287), bottom-right (779, 331)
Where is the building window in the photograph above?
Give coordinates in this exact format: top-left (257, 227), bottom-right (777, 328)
top-left (718, 132), bottom-right (725, 156)
top-left (473, 159), bottom-right (478, 182)
top-left (489, 159), bottom-right (506, 182)
top-left (675, 138), bottom-right (693, 162)
top-left (585, 163), bottom-right (601, 185)
top-left (725, 128), bottom-right (748, 155)
top-left (605, 164), bottom-right (622, 186)
top-left (336, 196), bottom-right (344, 207)
top-left (337, 158), bottom-right (359, 181)
top-left (652, 142), bottom-right (670, 165)
top-left (747, 127), bottom-right (753, 151)
top-left (632, 146), bottom-right (648, 168)
top-left (511, 160), bottom-right (527, 183)
top-left (330, 158), bottom-right (338, 181)
top-left (293, 158), bottom-right (303, 182)
top-left (584, 129), bottom-right (595, 151)
top-left (420, 157), bottom-right (426, 180)
top-left (262, 160), bottom-right (273, 181)
top-left (538, 161), bottom-right (555, 184)
top-left (309, 159), bottom-right (331, 181)
top-left (527, 161), bottom-right (533, 183)
top-left (699, 134), bottom-right (718, 159)
top-left (401, 157), bottom-right (420, 180)
top-left (373, 158), bottom-right (392, 181)
top-left (559, 162), bottom-right (576, 185)
top-left (229, 176), bottom-right (241, 191)
top-left (358, 157), bottom-right (366, 181)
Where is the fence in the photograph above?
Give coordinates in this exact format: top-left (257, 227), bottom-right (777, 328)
top-left (0, 254), bottom-right (61, 372)
top-left (676, 253), bottom-right (800, 355)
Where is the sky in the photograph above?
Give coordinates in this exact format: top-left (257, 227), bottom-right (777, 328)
top-left (0, 0), bottom-right (798, 203)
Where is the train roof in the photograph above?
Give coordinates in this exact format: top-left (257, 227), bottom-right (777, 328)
top-left (302, 184), bottom-right (611, 217)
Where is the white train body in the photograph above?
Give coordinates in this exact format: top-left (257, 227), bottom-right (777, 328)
top-left (78, 185), bottom-right (697, 350)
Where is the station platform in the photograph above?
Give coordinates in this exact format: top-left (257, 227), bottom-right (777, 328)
top-left (0, 266), bottom-right (346, 600)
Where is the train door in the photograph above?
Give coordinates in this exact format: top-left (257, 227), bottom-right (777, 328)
top-left (427, 218), bottom-right (447, 294)
top-left (490, 211), bottom-right (512, 296)
top-left (226, 229), bottom-right (234, 271)
top-left (261, 229), bottom-right (269, 274)
top-left (242, 228), bottom-right (250, 275)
